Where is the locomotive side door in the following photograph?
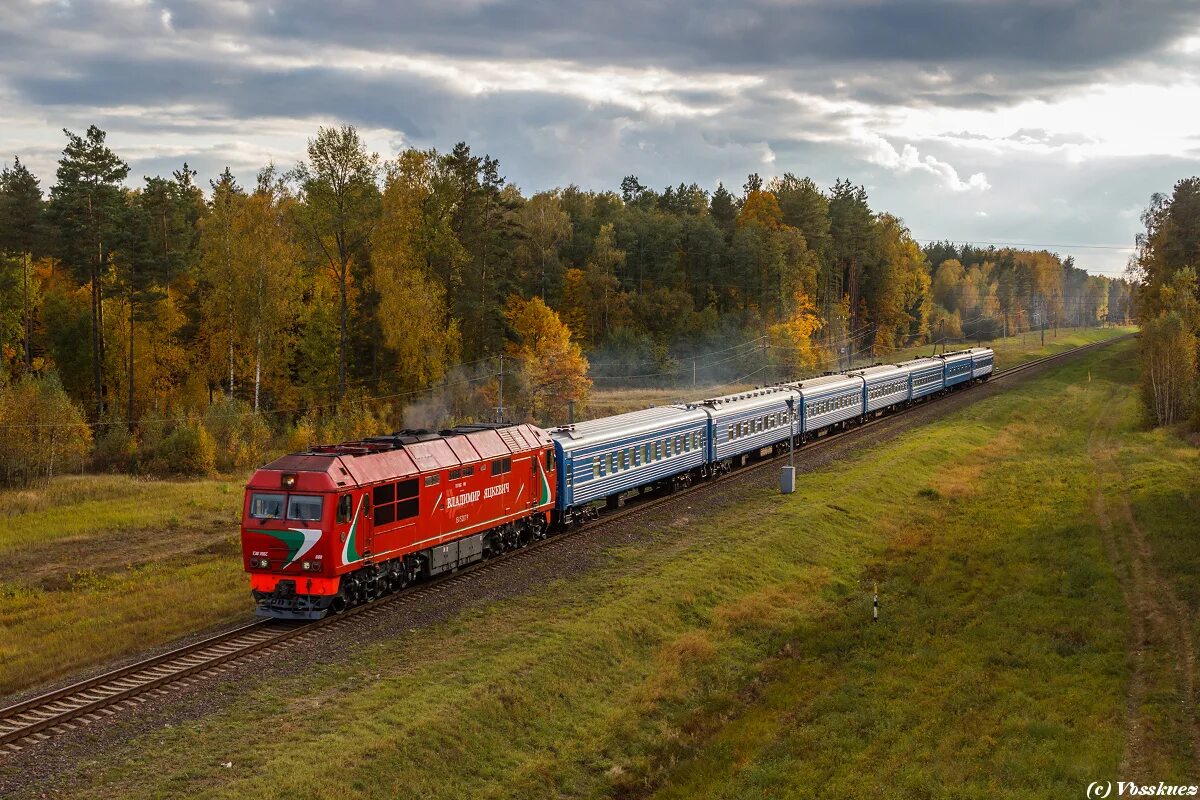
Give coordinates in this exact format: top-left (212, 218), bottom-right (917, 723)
top-left (529, 454), bottom-right (538, 511)
top-left (339, 489), bottom-right (372, 567)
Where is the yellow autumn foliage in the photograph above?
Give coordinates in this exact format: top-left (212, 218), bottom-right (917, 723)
top-left (504, 295), bottom-right (591, 424)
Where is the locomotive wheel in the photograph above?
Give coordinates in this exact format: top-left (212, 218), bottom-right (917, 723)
top-left (330, 592), bottom-right (348, 614)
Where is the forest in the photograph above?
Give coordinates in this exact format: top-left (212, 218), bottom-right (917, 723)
top-left (0, 124), bottom-right (1132, 484)
top-left (1129, 176), bottom-right (1200, 427)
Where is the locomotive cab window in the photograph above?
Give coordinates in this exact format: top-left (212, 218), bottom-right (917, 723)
top-left (286, 494), bottom-right (324, 522)
top-left (545, 451), bottom-right (554, 471)
top-left (336, 494), bottom-right (352, 524)
top-left (250, 492), bottom-right (285, 520)
top-left (373, 482), bottom-right (395, 506)
top-left (396, 479), bottom-right (419, 520)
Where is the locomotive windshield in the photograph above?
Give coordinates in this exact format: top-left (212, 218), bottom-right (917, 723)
top-left (287, 494), bottom-right (324, 522)
top-left (250, 492), bottom-right (285, 519)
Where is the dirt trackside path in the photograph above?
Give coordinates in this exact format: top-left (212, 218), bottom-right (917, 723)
top-left (1090, 392), bottom-right (1200, 780)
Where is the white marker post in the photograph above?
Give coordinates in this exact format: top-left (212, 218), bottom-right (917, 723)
top-left (780, 397), bottom-right (796, 494)
top-left (873, 582), bottom-right (879, 622)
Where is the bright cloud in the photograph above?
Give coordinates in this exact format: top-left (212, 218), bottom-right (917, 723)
top-left (864, 135), bottom-right (990, 192)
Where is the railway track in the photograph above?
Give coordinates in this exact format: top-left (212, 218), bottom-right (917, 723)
top-left (0, 334), bottom-right (1132, 755)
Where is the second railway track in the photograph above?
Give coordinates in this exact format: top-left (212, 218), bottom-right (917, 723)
top-left (0, 334), bottom-right (1131, 755)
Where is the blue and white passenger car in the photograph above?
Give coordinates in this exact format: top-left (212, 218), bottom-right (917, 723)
top-left (787, 374), bottom-right (866, 435)
top-left (849, 364), bottom-right (909, 415)
top-left (896, 357), bottom-right (944, 401)
top-left (966, 347), bottom-right (995, 379)
top-left (688, 386), bottom-right (799, 466)
top-left (939, 350), bottom-right (975, 389)
top-left (550, 405), bottom-right (709, 518)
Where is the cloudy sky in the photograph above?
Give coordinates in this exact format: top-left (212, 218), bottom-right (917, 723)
top-left (4, 1), bottom-right (1200, 276)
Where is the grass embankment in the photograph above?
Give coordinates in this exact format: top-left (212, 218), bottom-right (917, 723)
top-left (0, 475), bottom-right (246, 696)
top-left (38, 335), bottom-right (1196, 798)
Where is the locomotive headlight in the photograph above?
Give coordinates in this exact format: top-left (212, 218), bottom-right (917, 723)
top-left (301, 560), bottom-right (312, 571)
top-left (251, 557), bottom-right (269, 569)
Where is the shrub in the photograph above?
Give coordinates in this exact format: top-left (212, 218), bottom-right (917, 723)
top-left (92, 423), bottom-right (137, 473)
top-left (203, 398), bottom-right (273, 471)
top-left (282, 410), bottom-right (318, 453)
top-left (142, 416), bottom-right (216, 477)
top-left (0, 374), bottom-right (92, 487)
top-left (276, 402), bottom-right (394, 455)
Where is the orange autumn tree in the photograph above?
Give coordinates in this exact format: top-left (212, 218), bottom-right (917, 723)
top-left (504, 295), bottom-right (591, 424)
top-left (768, 289), bottom-right (826, 374)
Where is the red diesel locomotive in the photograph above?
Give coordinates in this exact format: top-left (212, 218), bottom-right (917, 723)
top-left (241, 423), bottom-right (556, 619)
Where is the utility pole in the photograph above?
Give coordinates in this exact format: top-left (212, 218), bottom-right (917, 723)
top-left (781, 397), bottom-right (796, 494)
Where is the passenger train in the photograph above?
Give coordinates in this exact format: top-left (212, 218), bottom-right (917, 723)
top-left (241, 347), bottom-right (993, 618)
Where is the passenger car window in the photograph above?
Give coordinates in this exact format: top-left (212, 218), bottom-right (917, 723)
top-left (287, 494), bottom-right (324, 522)
top-left (250, 492), bottom-right (284, 520)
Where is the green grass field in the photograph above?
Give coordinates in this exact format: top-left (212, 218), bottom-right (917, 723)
top-left (0, 474), bottom-right (248, 695)
top-left (26, 333), bottom-right (1197, 798)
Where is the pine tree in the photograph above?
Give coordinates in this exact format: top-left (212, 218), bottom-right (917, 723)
top-left (0, 158), bottom-right (44, 373)
top-left (48, 126), bottom-right (129, 417)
